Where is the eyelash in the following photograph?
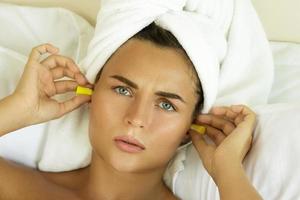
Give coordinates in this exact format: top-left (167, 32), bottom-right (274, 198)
top-left (157, 100), bottom-right (176, 112)
top-left (112, 86), bottom-right (177, 112)
top-left (113, 86), bottom-right (132, 97)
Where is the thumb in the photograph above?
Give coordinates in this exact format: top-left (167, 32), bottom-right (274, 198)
top-left (55, 95), bottom-right (91, 118)
top-left (191, 131), bottom-right (213, 161)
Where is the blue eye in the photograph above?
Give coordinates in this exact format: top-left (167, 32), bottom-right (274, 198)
top-left (159, 101), bottom-right (175, 111)
top-left (114, 86), bottom-right (131, 96)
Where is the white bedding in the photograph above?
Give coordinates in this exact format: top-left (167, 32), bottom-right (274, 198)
top-left (268, 41), bottom-right (300, 104)
top-left (0, 3), bottom-right (300, 199)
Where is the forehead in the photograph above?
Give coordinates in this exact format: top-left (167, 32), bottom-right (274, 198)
top-left (101, 39), bottom-right (194, 86)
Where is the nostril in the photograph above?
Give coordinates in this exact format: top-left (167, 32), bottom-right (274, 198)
top-left (127, 120), bottom-right (144, 128)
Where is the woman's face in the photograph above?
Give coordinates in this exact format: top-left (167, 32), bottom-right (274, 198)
top-left (89, 39), bottom-right (198, 173)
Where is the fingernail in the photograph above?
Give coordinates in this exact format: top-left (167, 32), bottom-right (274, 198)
top-left (76, 86), bottom-right (93, 96)
top-left (190, 124), bottom-right (206, 135)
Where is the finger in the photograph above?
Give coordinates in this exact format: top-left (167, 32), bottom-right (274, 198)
top-left (29, 44), bottom-right (59, 62)
top-left (42, 55), bottom-right (88, 85)
top-left (50, 67), bottom-right (88, 85)
top-left (54, 80), bottom-right (78, 94)
top-left (191, 131), bottom-right (209, 154)
top-left (234, 113), bottom-right (245, 126)
top-left (41, 54), bottom-right (86, 81)
top-left (74, 73), bottom-right (89, 86)
top-left (231, 105), bottom-right (256, 127)
top-left (200, 125), bottom-right (226, 146)
top-left (191, 131), bottom-right (215, 168)
top-left (41, 55), bottom-right (79, 72)
top-left (196, 115), bottom-right (236, 136)
top-left (231, 105), bottom-right (255, 116)
top-left (51, 67), bottom-right (76, 80)
top-left (57, 95), bottom-right (91, 117)
top-left (209, 106), bottom-right (238, 122)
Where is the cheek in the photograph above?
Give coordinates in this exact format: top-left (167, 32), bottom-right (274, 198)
top-left (89, 90), bottom-right (128, 147)
top-left (90, 89), bottom-right (128, 125)
top-left (142, 115), bottom-right (190, 168)
top-left (149, 114), bottom-right (189, 152)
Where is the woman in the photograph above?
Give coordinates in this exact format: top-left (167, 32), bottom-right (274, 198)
top-left (0, 23), bottom-right (261, 199)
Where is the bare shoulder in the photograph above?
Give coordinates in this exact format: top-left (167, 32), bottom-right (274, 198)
top-left (0, 156), bottom-right (86, 200)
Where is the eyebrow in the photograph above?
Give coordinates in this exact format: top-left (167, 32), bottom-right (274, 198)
top-left (110, 75), bottom-right (138, 89)
top-left (109, 75), bottom-right (186, 103)
top-left (155, 91), bottom-right (186, 103)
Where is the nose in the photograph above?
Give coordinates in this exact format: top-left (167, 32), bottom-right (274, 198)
top-left (124, 97), bottom-right (151, 129)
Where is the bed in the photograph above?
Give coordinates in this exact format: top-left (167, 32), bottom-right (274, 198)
top-left (0, 0), bottom-right (300, 199)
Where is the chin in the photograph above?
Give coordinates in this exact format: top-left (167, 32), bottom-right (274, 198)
top-left (111, 153), bottom-right (172, 175)
top-left (108, 154), bottom-right (151, 173)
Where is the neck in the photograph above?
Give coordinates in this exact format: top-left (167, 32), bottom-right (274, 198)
top-left (79, 151), bottom-right (172, 200)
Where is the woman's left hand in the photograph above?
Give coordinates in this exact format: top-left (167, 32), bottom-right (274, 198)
top-left (190, 105), bottom-right (256, 183)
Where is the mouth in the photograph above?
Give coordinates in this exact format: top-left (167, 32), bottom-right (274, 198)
top-left (114, 135), bottom-right (145, 153)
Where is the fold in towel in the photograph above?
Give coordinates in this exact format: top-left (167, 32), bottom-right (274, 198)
top-left (81, 0), bottom-right (234, 113)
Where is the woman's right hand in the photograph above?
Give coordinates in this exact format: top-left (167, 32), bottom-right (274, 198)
top-left (12, 43), bottom-right (92, 126)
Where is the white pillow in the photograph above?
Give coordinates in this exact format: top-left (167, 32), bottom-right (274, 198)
top-left (268, 41), bottom-right (300, 104)
top-left (0, 2), bottom-right (93, 61)
top-left (164, 103), bottom-right (300, 200)
top-left (0, 3), bottom-right (94, 168)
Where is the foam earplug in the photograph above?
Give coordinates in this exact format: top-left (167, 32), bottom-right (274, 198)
top-left (190, 124), bottom-right (206, 135)
top-left (76, 86), bottom-right (93, 96)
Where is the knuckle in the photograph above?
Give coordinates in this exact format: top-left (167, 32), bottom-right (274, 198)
top-left (47, 54), bottom-right (56, 60)
top-left (224, 123), bottom-right (234, 132)
top-left (33, 43), bottom-right (47, 51)
top-left (61, 56), bottom-right (74, 63)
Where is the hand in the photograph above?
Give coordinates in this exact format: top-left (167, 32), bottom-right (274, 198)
top-left (12, 43), bottom-right (92, 125)
top-left (190, 105), bottom-right (256, 183)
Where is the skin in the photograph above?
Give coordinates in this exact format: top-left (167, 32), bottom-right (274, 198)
top-left (0, 41), bottom-right (262, 200)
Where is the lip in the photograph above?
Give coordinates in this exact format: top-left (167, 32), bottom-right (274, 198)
top-left (114, 135), bottom-right (145, 153)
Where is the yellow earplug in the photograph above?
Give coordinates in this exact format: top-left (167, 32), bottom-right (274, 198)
top-left (190, 124), bottom-right (206, 135)
top-left (76, 86), bottom-right (93, 96)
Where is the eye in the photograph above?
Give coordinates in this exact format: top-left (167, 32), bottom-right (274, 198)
top-left (113, 86), bottom-right (132, 96)
top-left (159, 101), bottom-right (176, 111)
